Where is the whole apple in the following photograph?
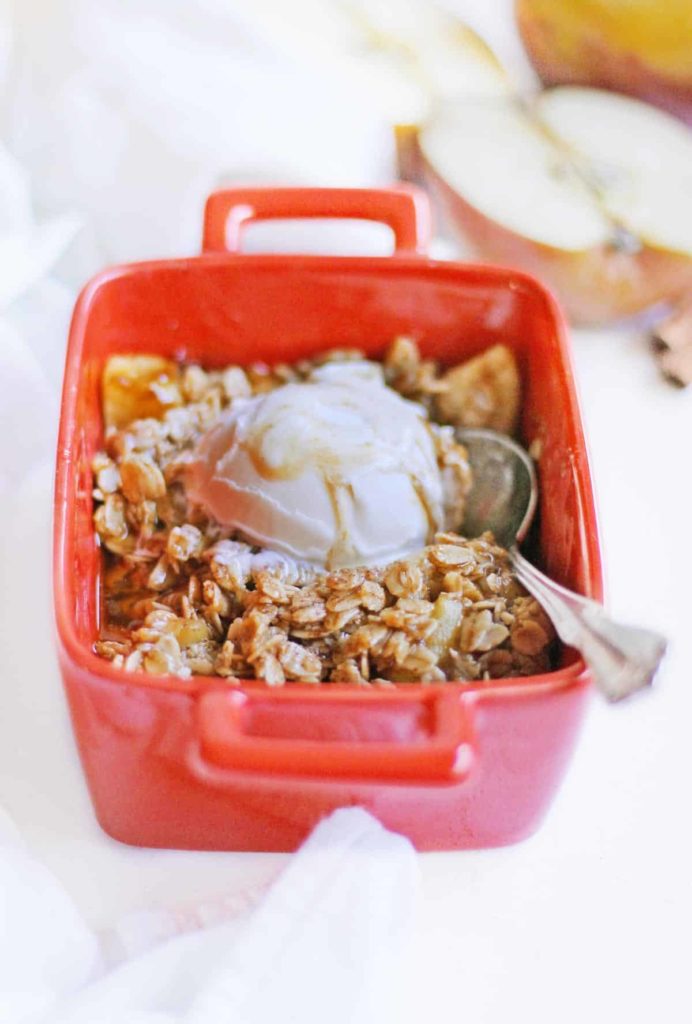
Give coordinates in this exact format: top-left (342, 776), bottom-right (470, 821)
top-left (516, 0), bottom-right (692, 124)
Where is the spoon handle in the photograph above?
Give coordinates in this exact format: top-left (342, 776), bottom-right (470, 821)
top-left (510, 548), bottom-right (667, 702)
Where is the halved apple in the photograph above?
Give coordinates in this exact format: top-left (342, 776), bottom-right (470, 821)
top-left (417, 88), bottom-right (692, 324)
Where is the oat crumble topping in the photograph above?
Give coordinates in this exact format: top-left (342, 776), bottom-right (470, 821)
top-left (92, 339), bottom-right (553, 683)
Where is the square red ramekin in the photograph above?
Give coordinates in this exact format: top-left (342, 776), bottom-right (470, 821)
top-left (54, 186), bottom-right (602, 851)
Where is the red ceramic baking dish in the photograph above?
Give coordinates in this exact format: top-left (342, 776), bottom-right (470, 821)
top-left (54, 186), bottom-right (602, 852)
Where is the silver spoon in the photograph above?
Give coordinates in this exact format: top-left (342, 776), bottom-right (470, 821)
top-left (456, 428), bottom-right (667, 702)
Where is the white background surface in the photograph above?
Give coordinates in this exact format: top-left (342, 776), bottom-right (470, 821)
top-left (1, 1), bottom-right (691, 1021)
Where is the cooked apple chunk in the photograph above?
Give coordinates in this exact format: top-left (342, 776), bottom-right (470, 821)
top-left (428, 592), bottom-right (463, 659)
top-left (418, 88), bottom-right (692, 323)
top-left (435, 344), bottom-right (520, 434)
top-left (102, 354), bottom-right (182, 429)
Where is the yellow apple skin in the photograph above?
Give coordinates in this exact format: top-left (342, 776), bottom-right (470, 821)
top-left (416, 141), bottom-right (692, 326)
top-left (516, 0), bottom-right (692, 124)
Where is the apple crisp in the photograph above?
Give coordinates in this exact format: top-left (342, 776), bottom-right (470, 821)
top-left (92, 340), bottom-right (554, 683)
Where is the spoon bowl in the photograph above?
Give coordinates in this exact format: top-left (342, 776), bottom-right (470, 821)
top-left (455, 428), bottom-right (537, 548)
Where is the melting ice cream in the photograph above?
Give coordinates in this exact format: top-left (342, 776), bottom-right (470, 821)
top-left (186, 361), bottom-right (445, 569)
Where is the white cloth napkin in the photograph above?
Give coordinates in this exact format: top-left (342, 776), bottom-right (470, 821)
top-left (0, 807), bottom-right (418, 1024)
top-left (4, 0), bottom-right (397, 275)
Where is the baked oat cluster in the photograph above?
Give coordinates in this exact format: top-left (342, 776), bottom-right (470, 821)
top-left (93, 339), bottom-right (554, 684)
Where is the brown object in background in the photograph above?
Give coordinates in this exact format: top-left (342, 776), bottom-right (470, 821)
top-left (652, 294), bottom-right (692, 386)
top-left (394, 124), bottom-right (423, 186)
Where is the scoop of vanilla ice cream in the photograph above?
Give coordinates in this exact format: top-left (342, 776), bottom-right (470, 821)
top-left (186, 361), bottom-right (445, 569)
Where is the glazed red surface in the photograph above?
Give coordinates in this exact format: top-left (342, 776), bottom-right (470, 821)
top-left (54, 187), bottom-right (602, 851)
